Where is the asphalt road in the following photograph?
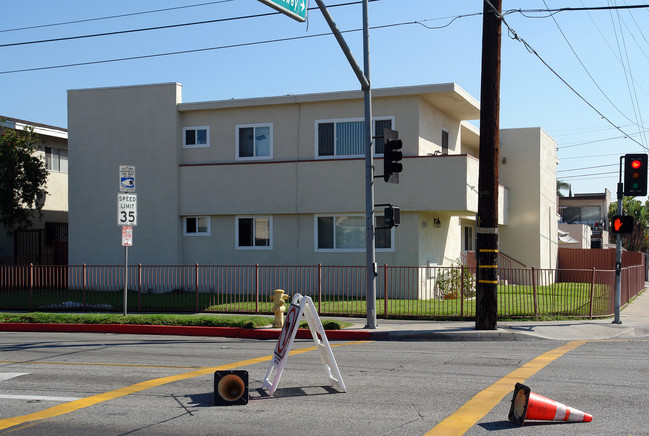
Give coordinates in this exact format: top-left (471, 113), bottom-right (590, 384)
top-left (1, 332), bottom-right (648, 435)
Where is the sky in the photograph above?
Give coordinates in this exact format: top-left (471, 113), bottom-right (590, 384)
top-left (1, 0), bottom-right (649, 199)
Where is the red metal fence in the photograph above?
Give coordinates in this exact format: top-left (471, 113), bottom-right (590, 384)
top-left (0, 262), bottom-right (645, 319)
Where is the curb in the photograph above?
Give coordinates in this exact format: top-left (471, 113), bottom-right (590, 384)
top-left (0, 323), bottom-right (375, 341)
top-left (0, 323), bottom-right (539, 341)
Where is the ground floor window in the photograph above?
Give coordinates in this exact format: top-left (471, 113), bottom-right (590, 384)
top-left (463, 224), bottom-right (473, 252)
top-left (315, 214), bottom-right (392, 251)
top-left (237, 216), bottom-right (272, 249)
top-left (184, 216), bottom-right (210, 236)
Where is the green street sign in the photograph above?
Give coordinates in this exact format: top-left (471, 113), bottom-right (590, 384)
top-left (258, 0), bottom-right (308, 22)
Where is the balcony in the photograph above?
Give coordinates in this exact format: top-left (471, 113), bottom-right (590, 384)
top-left (179, 154), bottom-right (506, 220)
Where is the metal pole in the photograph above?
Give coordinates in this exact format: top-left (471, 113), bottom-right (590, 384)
top-left (314, 0), bottom-right (376, 328)
top-left (614, 157), bottom-right (623, 324)
top-left (362, 0), bottom-right (377, 329)
top-left (124, 246), bottom-right (128, 316)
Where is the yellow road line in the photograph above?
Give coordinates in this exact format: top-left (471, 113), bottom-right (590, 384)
top-left (0, 341), bottom-right (369, 431)
top-left (425, 340), bottom-right (586, 436)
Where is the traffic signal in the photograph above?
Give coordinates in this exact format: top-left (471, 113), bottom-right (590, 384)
top-left (611, 215), bottom-right (634, 234)
top-left (623, 154), bottom-right (648, 196)
top-left (383, 128), bottom-right (403, 183)
top-left (384, 205), bottom-right (401, 228)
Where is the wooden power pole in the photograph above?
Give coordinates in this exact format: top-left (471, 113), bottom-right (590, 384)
top-left (476, 0), bottom-right (502, 330)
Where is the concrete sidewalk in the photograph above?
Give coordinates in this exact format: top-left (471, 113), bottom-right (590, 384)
top-left (336, 288), bottom-right (649, 341)
top-left (1, 290), bottom-right (647, 342)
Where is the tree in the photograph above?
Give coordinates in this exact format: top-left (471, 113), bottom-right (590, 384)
top-left (0, 120), bottom-right (49, 235)
top-left (608, 197), bottom-right (649, 252)
top-left (556, 180), bottom-right (571, 197)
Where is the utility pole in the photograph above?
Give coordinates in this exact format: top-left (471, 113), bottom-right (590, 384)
top-left (476, 0), bottom-right (502, 330)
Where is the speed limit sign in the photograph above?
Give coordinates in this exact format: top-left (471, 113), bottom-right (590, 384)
top-left (117, 193), bottom-right (137, 226)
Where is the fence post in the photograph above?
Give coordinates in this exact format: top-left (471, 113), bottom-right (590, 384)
top-left (589, 267), bottom-right (596, 319)
top-left (82, 263), bottom-right (87, 308)
top-left (460, 265), bottom-right (465, 317)
top-left (29, 263), bottom-right (34, 310)
top-left (195, 263), bottom-right (199, 312)
top-left (317, 263), bottom-right (322, 313)
top-left (383, 264), bottom-right (388, 316)
top-left (255, 264), bottom-right (259, 313)
top-left (137, 263), bottom-right (142, 311)
top-left (531, 266), bottom-right (539, 320)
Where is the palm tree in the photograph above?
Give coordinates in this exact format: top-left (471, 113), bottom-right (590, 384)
top-left (557, 180), bottom-right (571, 197)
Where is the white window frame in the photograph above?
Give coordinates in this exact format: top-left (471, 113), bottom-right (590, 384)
top-left (315, 117), bottom-right (395, 158)
top-left (183, 216), bottom-right (211, 236)
top-left (236, 216), bottom-right (273, 250)
top-left (236, 123), bottom-right (273, 161)
top-left (183, 126), bottom-right (210, 148)
top-left (314, 214), bottom-right (394, 252)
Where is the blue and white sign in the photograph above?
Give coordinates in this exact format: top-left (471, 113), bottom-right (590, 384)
top-left (119, 165), bottom-right (135, 192)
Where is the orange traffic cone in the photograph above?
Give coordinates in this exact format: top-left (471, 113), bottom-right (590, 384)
top-left (509, 383), bottom-right (592, 426)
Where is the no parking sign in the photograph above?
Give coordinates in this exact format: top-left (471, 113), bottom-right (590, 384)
top-left (274, 303), bottom-right (301, 362)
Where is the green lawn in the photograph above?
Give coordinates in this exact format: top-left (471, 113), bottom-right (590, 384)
top-left (0, 280), bottom-right (613, 319)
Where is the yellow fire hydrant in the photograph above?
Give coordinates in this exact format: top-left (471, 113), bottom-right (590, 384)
top-left (271, 289), bottom-right (289, 328)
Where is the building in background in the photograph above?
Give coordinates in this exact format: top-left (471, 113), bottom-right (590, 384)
top-left (0, 117), bottom-right (68, 265)
top-left (558, 189), bottom-right (611, 249)
top-left (67, 83), bottom-right (557, 282)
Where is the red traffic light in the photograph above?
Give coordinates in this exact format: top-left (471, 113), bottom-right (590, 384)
top-left (624, 154), bottom-right (648, 196)
top-left (612, 215), bottom-right (634, 233)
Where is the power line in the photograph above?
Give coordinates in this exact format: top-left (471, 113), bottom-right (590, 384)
top-left (483, 0), bottom-right (649, 152)
top-left (558, 171), bottom-right (619, 180)
top-left (506, 3), bottom-right (649, 18)
top-left (0, 1), bottom-right (373, 48)
top-left (557, 163), bottom-right (617, 173)
top-left (560, 152), bottom-right (627, 159)
top-left (0, 22), bottom-right (411, 75)
top-left (0, 1), bottom-right (235, 33)
top-left (542, 0), bottom-right (645, 132)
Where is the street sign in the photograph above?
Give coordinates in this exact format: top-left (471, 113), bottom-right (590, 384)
top-left (117, 193), bottom-right (137, 226)
top-left (119, 165), bottom-right (135, 192)
top-left (121, 226), bottom-right (133, 246)
top-left (257, 0), bottom-right (308, 22)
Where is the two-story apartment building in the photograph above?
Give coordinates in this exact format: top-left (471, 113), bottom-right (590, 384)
top-left (67, 82), bottom-right (557, 279)
top-left (0, 117), bottom-right (68, 265)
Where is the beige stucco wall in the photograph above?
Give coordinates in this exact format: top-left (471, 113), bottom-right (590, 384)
top-left (67, 83), bottom-right (182, 265)
top-left (499, 128), bottom-right (558, 268)
top-left (67, 82), bottom-right (561, 275)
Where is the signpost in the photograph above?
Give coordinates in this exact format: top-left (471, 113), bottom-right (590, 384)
top-left (257, 0), bottom-right (308, 22)
top-left (118, 165), bottom-right (137, 316)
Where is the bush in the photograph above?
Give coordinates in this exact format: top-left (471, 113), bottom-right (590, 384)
top-left (436, 261), bottom-right (476, 300)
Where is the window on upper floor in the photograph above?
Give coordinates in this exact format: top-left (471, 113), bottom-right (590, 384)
top-left (183, 126), bottom-right (209, 148)
top-left (236, 124), bottom-right (272, 160)
top-left (184, 216), bottom-right (210, 236)
top-left (315, 214), bottom-right (393, 251)
top-left (316, 118), bottom-right (394, 158)
top-left (45, 147), bottom-right (68, 173)
top-left (442, 129), bottom-right (449, 155)
top-left (236, 216), bottom-right (272, 249)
